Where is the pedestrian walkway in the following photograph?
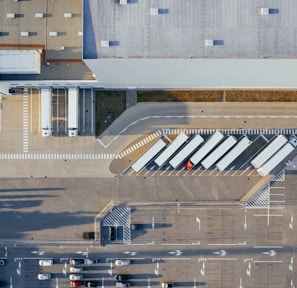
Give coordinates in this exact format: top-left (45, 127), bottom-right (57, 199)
top-left (126, 90), bottom-right (137, 109)
top-left (0, 153), bottom-right (115, 160)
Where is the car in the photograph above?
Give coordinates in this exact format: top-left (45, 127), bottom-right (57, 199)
top-left (131, 224), bottom-right (143, 230)
top-left (83, 232), bottom-right (95, 240)
top-left (115, 259), bottom-right (130, 266)
top-left (38, 274), bottom-right (51, 280)
top-left (70, 266), bottom-right (83, 273)
top-left (69, 259), bottom-right (84, 265)
top-left (39, 259), bottom-right (53, 266)
top-left (115, 275), bottom-right (130, 282)
top-left (0, 260), bottom-right (5, 266)
top-left (0, 281), bottom-right (6, 287)
top-left (116, 282), bottom-right (130, 288)
top-left (106, 112), bottom-right (117, 123)
top-left (84, 258), bottom-right (99, 265)
top-left (69, 274), bottom-right (83, 281)
top-left (161, 282), bottom-right (174, 288)
top-left (70, 281), bottom-right (83, 287)
top-left (184, 160), bottom-right (194, 170)
top-left (85, 281), bottom-right (97, 287)
top-left (109, 226), bottom-right (116, 241)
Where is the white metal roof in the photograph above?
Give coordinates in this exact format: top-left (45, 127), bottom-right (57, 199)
top-left (0, 50), bottom-right (41, 74)
top-left (84, 58), bottom-right (297, 89)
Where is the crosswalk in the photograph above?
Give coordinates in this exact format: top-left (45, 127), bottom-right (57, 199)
top-left (116, 130), bottom-right (162, 159)
top-left (0, 153), bottom-right (115, 160)
top-left (23, 94), bottom-right (29, 153)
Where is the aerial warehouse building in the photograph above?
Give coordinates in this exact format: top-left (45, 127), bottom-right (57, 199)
top-left (257, 142), bottom-right (295, 177)
top-left (154, 132), bottom-right (189, 167)
top-left (68, 87), bottom-right (79, 137)
top-left (216, 136), bottom-right (251, 171)
top-left (41, 88), bottom-right (52, 137)
top-left (251, 135), bottom-right (287, 169)
top-left (201, 136), bottom-right (237, 170)
top-left (131, 139), bottom-right (166, 173)
top-left (169, 134), bottom-right (204, 169)
top-left (185, 131), bottom-right (224, 170)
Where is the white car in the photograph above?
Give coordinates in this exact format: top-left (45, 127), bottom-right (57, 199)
top-left (69, 274), bottom-right (83, 281)
top-left (70, 266), bottom-right (83, 273)
top-left (115, 259), bottom-right (130, 266)
top-left (39, 259), bottom-right (53, 266)
top-left (38, 274), bottom-right (51, 280)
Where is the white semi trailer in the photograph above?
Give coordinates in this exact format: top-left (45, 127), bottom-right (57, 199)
top-left (216, 136), bottom-right (251, 171)
top-left (68, 87), bottom-right (79, 136)
top-left (169, 134), bottom-right (204, 169)
top-left (201, 135), bottom-right (237, 170)
top-left (131, 139), bottom-right (166, 172)
top-left (185, 131), bottom-right (224, 170)
top-left (251, 135), bottom-right (287, 169)
top-left (154, 132), bottom-right (188, 167)
top-left (257, 142), bottom-right (295, 177)
top-left (41, 88), bottom-right (52, 137)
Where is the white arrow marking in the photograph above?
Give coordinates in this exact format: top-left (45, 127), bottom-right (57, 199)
top-left (102, 277), bottom-right (104, 288)
top-left (148, 277), bottom-right (151, 288)
top-left (291, 279), bottom-right (295, 288)
top-left (168, 250), bottom-right (183, 256)
top-left (289, 216), bottom-right (294, 230)
top-left (213, 250), bottom-right (227, 256)
top-left (196, 217), bottom-right (201, 231)
top-left (244, 214), bottom-right (247, 230)
top-left (194, 276), bottom-right (196, 288)
top-left (239, 277), bottom-right (242, 288)
top-left (123, 251), bottom-right (137, 256)
top-left (289, 257), bottom-right (294, 272)
top-left (262, 250), bottom-right (276, 256)
top-left (10, 276), bottom-right (12, 288)
top-left (56, 277), bottom-right (58, 288)
top-left (75, 251), bottom-right (88, 256)
top-left (31, 251), bottom-right (45, 256)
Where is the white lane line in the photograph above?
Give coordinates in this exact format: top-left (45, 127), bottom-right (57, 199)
top-left (253, 260), bottom-right (283, 263)
top-left (207, 258), bottom-right (237, 261)
top-left (160, 258), bottom-right (191, 261)
top-left (254, 214), bottom-right (283, 217)
top-left (253, 246), bottom-right (283, 248)
top-left (208, 243), bottom-right (237, 246)
top-left (270, 187), bottom-right (285, 189)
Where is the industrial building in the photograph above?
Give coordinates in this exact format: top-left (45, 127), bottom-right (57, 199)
top-left (1, 0), bottom-right (297, 91)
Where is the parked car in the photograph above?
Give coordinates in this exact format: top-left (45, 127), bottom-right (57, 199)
top-left (115, 275), bottom-right (130, 282)
top-left (70, 281), bottom-right (83, 287)
top-left (69, 259), bottom-right (84, 265)
top-left (83, 232), bottom-right (95, 240)
top-left (69, 274), bottom-right (83, 281)
top-left (0, 260), bottom-right (5, 266)
top-left (116, 282), bottom-right (130, 288)
top-left (106, 112), bottom-right (117, 123)
top-left (161, 282), bottom-right (173, 288)
top-left (131, 224), bottom-right (143, 230)
top-left (85, 281), bottom-right (97, 287)
top-left (39, 259), bottom-right (53, 266)
top-left (70, 266), bottom-right (83, 273)
top-left (38, 274), bottom-right (51, 280)
top-left (84, 258), bottom-right (99, 265)
top-left (115, 259), bottom-right (130, 266)
top-left (109, 226), bottom-right (116, 241)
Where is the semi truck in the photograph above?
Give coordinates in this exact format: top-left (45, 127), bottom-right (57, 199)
top-left (201, 135), bottom-right (237, 170)
top-left (169, 134), bottom-right (204, 169)
top-left (251, 135), bottom-right (287, 169)
top-left (257, 142), bottom-right (295, 177)
top-left (41, 88), bottom-right (52, 137)
top-left (68, 87), bottom-right (79, 136)
top-left (216, 136), bottom-right (251, 171)
top-left (131, 139), bottom-right (166, 172)
top-left (184, 131), bottom-right (224, 170)
top-left (154, 132), bottom-right (188, 167)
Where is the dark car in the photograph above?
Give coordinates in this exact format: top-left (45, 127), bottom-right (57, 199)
top-left (0, 260), bottom-right (5, 266)
top-left (83, 232), bottom-right (95, 240)
top-left (0, 281), bottom-right (6, 287)
top-left (69, 259), bottom-right (84, 265)
top-left (109, 226), bottom-right (116, 241)
top-left (115, 275), bottom-right (130, 282)
top-left (106, 112), bottom-right (117, 123)
top-left (131, 224), bottom-right (143, 230)
top-left (85, 281), bottom-right (97, 287)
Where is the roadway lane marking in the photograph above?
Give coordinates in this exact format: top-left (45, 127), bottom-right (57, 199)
top-left (253, 246), bottom-right (283, 248)
top-left (206, 258), bottom-right (237, 261)
top-left (253, 260), bottom-right (283, 263)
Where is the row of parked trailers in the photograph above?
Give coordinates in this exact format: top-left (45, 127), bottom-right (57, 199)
top-left (131, 131), bottom-right (297, 177)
